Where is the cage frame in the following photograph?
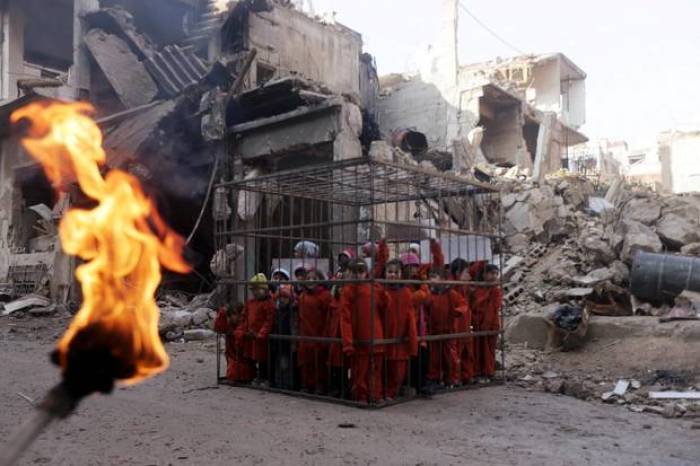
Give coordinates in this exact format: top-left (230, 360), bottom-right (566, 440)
top-left (213, 156), bottom-right (506, 408)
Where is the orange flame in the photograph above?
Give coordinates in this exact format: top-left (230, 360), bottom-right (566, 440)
top-left (11, 102), bottom-right (190, 383)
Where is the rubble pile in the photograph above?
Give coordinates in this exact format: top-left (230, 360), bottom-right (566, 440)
top-left (499, 175), bottom-right (700, 317)
top-left (157, 292), bottom-right (218, 342)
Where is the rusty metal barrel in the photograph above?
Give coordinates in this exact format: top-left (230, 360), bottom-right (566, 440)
top-left (630, 252), bottom-right (700, 302)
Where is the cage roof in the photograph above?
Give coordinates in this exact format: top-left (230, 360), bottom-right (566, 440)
top-left (221, 157), bottom-right (499, 206)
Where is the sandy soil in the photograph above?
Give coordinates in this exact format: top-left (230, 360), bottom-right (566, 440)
top-left (1, 316), bottom-right (699, 466)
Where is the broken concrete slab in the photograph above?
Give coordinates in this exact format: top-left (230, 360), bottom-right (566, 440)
top-left (621, 220), bottom-right (663, 263)
top-left (84, 29), bottom-right (159, 108)
top-left (159, 309), bottom-right (194, 333)
top-left (102, 99), bottom-right (177, 168)
top-left (581, 235), bottom-right (616, 264)
top-left (613, 380), bottom-right (630, 396)
top-left (183, 329), bottom-right (216, 341)
top-left (28, 304), bottom-right (57, 317)
top-left (588, 197), bottom-right (613, 215)
top-left (609, 261), bottom-right (630, 285)
top-left (192, 307), bottom-right (214, 326)
top-left (681, 242), bottom-right (700, 256)
top-left (1, 294), bottom-right (51, 316)
top-left (655, 213), bottom-right (700, 249)
top-left (84, 7), bottom-right (157, 60)
top-left (573, 268), bottom-right (614, 286)
top-left (505, 313), bottom-right (549, 350)
top-left (621, 198), bottom-right (662, 225)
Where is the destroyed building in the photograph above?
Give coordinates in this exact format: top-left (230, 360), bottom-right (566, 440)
top-left (658, 130), bottom-right (700, 194)
top-left (0, 0), bottom-right (379, 302)
top-left (378, 0), bottom-right (587, 181)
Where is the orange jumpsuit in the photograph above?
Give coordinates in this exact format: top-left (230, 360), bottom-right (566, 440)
top-left (298, 286), bottom-right (332, 391)
top-left (214, 309), bottom-right (253, 382)
top-left (426, 288), bottom-right (469, 385)
top-left (472, 285), bottom-right (503, 377)
top-left (240, 297), bottom-right (275, 364)
top-left (383, 286), bottom-right (419, 398)
top-left (325, 295), bottom-right (346, 368)
top-left (340, 283), bottom-right (389, 403)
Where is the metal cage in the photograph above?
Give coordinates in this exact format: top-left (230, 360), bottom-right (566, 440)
top-left (212, 157), bottom-right (505, 408)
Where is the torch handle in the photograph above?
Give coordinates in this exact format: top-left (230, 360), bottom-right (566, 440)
top-left (0, 383), bottom-right (76, 466)
top-left (0, 408), bottom-right (56, 466)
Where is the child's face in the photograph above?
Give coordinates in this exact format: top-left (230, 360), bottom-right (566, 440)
top-left (354, 268), bottom-right (368, 280)
top-left (386, 265), bottom-right (402, 281)
top-left (252, 287), bottom-right (268, 300)
top-left (406, 264), bottom-right (420, 278)
top-left (304, 271), bottom-right (317, 289)
top-left (458, 269), bottom-right (471, 281)
top-left (278, 295), bottom-right (291, 305)
top-left (272, 272), bottom-right (287, 282)
top-left (485, 270), bottom-right (499, 283)
top-left (338, 254), bottom-right (350, 268)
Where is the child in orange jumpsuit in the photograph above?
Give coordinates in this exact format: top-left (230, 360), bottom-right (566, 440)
top-left (340, 259), bottom-right (390, 404)
top-left (472, 264), bottom-right (503, 381)
top-left (214, 303), bottom-right (253, 383)
top-left (242, 273), bottom-right (276, 386)
top-left (382, 259), bottom-right (419, 400)
top-left (272, 285), bottom-right (297, 390)
top-left (297, 268), bottom-right (332, 394)
top-left (325, 270), bottom-right (348, 398)
top-left (449, 258), bottom-right (478, 385)
top-left (426, 267), bottom-right (469, 388)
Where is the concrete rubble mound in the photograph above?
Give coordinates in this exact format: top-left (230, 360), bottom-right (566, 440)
top-left (499, 174), bottom-right (699, 320)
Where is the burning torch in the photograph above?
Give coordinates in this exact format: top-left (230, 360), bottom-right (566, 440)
top-left (0, 102), bottom-right (190, 466)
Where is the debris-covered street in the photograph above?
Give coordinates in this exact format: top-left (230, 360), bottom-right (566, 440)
top-left (1, 319), bottom-right (698, 466)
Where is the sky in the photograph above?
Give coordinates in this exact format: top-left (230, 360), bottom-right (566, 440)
top-left (307, 0), bottom-right (700, 148)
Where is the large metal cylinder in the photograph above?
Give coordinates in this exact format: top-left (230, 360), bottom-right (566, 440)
top-left (630, 252), bottom-right (700, 302)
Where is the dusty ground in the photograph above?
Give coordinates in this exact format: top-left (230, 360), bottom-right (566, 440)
top-left (1, 316), bottom-right (699, 465)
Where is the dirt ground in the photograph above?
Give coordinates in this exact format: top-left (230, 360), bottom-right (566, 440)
top-left (1, 316), bottom-right (699, 466)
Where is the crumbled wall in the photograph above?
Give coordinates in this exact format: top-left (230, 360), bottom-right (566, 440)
top-left (248, 6), bottom-right (361, 95)
top-left (378, 78), bottom-right (452, 150)
top-left (0, 140), bottom-right (72, 300)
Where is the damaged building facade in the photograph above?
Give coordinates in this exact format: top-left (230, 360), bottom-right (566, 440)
top-left (378, 0), bottom-right (587, 181)
top-left (0, 0), bottom-right (380, 302)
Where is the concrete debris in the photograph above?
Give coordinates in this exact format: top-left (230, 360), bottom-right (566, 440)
top-left (192, 307), bottom-right (215, 326)
top-left (1, 294), bottom-right (51, 316)
top-left (620, 220), bottom-right (663, 263)
top-left (648, 391), bottom-right (700, 400)
top-left (504, 313), bottom-right (549, 350)
top-left (573, 268), bottom-right (615, 287)
top-left (84, 29), bottom-right (159, 108)
top-left (613, 380), bottom-right (630, 396)
top-left (28, 304), bottom-right (57, 317)
top-left (655, 214), bottom-right (700, 249)
top-left (676, 290), bottom-right (700, 312)
top-left (681, 242), bottom-right (700, 256)
top-left (183, 329), bottom-right (216, 341)
top-left (587, 197), bottom-right (613, 215)
top-left (159, 309), bottom-right (194, 333)
top-left (609, 261), bottom-right (630, 285)
top-left (621, 198), bottom-right (662, 226)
